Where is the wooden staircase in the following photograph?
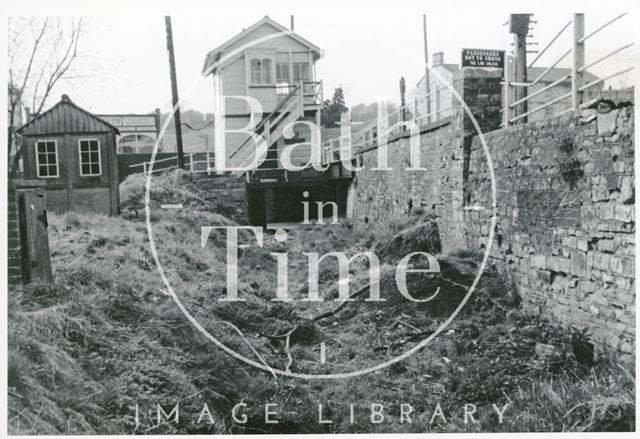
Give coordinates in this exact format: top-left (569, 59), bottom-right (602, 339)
top-left (228, 85), bottom-right (304, 174)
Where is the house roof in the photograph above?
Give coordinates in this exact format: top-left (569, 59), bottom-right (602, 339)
top-left (441, 63), bottom-right (460, 73)
top-left (528, 66), bottom-right (598, 84)
top-left (202, 16), bottom-right (323, 75)
top-left (17, 94), bottom-right (120, 135)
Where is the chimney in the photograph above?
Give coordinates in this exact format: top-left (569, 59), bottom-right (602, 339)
top-left (433, 52), bottom-right (444, 67)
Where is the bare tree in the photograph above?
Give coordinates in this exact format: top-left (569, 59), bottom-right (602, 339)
top-left (7, 17), bottom-right (84, 175)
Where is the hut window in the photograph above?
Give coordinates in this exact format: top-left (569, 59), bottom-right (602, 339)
top-left (250, 58), bottom-right (272, 84)
top-left (35, 140), bottom-right (59, 178)
top-left (78, 139), bottom-right (102, 176)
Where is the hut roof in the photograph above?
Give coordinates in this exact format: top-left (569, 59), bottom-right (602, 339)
top-left (17, 94), bottom-right (120, 135)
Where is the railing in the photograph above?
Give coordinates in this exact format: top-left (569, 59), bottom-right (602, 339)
top-left (229, 84), bottom-right (303, 163)
top-left (504, 12), bottom-right (633, 126)
top-left (128, 152), bottom-right (218, 176)
top-left (302, 81), bottom-right (323, 106)
top-left (276, 81), bottom-right (322, 106)
top-left (319, 84), bottom-right (453, 164)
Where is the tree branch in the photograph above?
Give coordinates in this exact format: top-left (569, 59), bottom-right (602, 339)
top-left (34, 18), bottom-right (83, 115)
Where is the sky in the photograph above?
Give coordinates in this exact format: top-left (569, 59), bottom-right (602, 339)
top-left (6, 0), bottom-right (639, 116)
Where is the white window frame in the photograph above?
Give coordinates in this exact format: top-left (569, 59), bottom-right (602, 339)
top-left (246, 50), bottom-right (276, 86)
top-left (249, 58), bottom-right (274, 85)
top-left (293, 62), bottom-right (310, 83)
top-left (35, 139), bottom-right (59, 179)
top-left (78, 138), bottom-right (102, 176)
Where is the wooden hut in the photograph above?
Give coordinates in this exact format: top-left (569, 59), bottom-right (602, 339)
top-left (17, 94), bottom-right (121, 216)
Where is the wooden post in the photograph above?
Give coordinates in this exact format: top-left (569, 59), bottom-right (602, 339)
top-left (189, 152), bottom-right (194, 172)
top-left (339, 111), bottom-right (351, 162)
top-left (64, 133), bottom-right (75, 212)
top-left (399, 77), bottom-right (407, 125)
top-left (264, 188), bottom-right (274, 226)
top-left (142, 161), bottom-right (147, 175)
top-left (572, 13), bottom-right (585, 111)
top-left (264, 120), bottom-right (271, 165)
top-left (18, 188), bottom-right (53, 283)
top-left (206, 151), bottom-right (211, 175)
top-left (422, 14), bottom-right (432, 124)
top-left (165, 16), bottom-right (185, 169)
top-left (107, 133), bottom-right (120, 215)
top-left (154, 108), bottom-right (161, 138)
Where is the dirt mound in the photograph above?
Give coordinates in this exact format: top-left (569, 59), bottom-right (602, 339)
top-left (375, 220), bottom-right (441, 262)
top-left (119, 170), bottom-right (247, 223)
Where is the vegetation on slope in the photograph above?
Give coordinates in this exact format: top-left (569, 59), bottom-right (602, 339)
top-left (7, 170), bottom-right (635, 434)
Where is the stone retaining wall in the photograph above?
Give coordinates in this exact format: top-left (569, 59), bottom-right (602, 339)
top-left (464, 90), bottom-right (635, 354)
top-left (351, 78), bottom-right (635, 355)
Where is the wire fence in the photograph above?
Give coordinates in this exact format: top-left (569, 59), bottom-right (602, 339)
top-left (504, 12), bottom-right (633, 126)
top-left (128, 151), bottom-right (217, 176)
top-left (320, 83), bottom-right (454, 164)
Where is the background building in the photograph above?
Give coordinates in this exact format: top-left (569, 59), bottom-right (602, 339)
top-left (411, 52), bottom-right (602, 124)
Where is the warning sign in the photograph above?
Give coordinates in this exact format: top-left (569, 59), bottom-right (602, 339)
top-left (461, 49), bottom-right (505, 68)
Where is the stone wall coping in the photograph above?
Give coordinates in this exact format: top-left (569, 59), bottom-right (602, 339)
top-left (358, 116), bottom-right (455, 154)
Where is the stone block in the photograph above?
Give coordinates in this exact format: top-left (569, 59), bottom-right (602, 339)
top-left (614, 204), bottom-right (634, 223)
top-left (620, 176), bottom-right (634, 204)
top-left (569, 251), bottom-right (587, 277)
top-left (597, 238), bottom-right (616, 253)
top-left (578, 279), bottom-right (596, 293)
top-left (562, 236), bottom-right (577, 249)
top-left (591, 175), bottom-right (609, 202)
top-left (609, 256), bottom-right (624, 274)
top-left (597, 109), bottom-right (618, 136)
top-left (577, 238), bottom-right (589, 252)
top-left (530, 254), bottom-right (546, 269)
top-left (593, 252), bottom-right (610, 271)
top-left (537, 269), bottom-right (553, 284)
top-left (580, 205), bottom-right (597, 228)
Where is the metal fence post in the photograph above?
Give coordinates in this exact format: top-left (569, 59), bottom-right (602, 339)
top-left (503, 55), bottom-right (514, 126)
top-left (572, 13), bottom-right (585, 111)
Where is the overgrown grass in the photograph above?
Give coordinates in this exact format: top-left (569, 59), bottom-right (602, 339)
top-left (7, 170), bottom-right (635, 434)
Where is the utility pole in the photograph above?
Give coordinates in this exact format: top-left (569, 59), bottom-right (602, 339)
top-left (399, 77), bottom-right (407, 125)
top-left (290, 15), bottom-right (294, 31)
top-left (509, 14), bottom-right (531, 123)
top-left (165, 16), bottom-right (185, 168)
top-left (422, 14), bottom-right (431, 124)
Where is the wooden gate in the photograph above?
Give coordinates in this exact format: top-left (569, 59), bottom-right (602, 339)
top-left (17, 189), bottom-right (53, 283)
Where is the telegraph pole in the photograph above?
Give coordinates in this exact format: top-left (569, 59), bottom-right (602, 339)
top-left (165, 16), bottom-right (185, 168)
top-left (399, 77), bottom-right (407, 125)
top-left (509, 14), bottom-right (531, 123)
